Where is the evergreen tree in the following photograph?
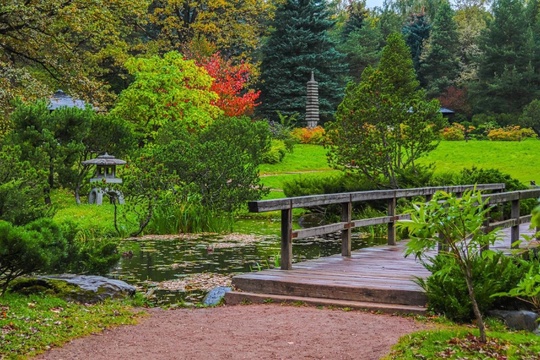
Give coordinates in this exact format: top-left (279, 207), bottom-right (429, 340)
top-left (337, 2), bottom-right (383, 81)
top-left (419, 1), bottom-right (461, 97)
top-left (341, 0), bottom-right (369, 40)
top-left (326, 33), bottom-right (443, 189)
top-left (402, 10), bottom-right (431, 75)
top-left (471, 0), bottom-right (536, 114)
top-left (257, 0), bottom-right (347, 124)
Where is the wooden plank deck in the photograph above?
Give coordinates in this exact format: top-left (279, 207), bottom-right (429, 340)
top-left (225, 224), bottom-right (537, 314)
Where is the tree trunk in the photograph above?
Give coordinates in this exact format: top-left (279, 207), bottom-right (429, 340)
top-left (465, 265), bottom-right (487, 342)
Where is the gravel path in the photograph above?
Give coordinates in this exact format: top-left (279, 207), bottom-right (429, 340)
top-left (36, 304), bottom-right (425, 360)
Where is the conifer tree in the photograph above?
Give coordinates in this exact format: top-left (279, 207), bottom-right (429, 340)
top-left (327, 33), bottom-right (443, 189)
top-left (402, 10), bottom-right (431, 75)
top-left (472, 0), bottom-right (536, 114)
top-left (337, 1), bottom-right (383, 81)
top-left (257, 0), bottom-right (347, 124)
top-left (419, 1), bottom-right (461, 97)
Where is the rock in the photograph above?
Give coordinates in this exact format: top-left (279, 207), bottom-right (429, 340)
top-left (36, 274), bottom-right (136, 303)
top-left (203, 286), bottom-right (231, 306)
top-left (489, 310), bottom-right (540, 332)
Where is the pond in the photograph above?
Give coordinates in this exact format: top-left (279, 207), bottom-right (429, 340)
top-left (109, 233), bottom-right (386, 305)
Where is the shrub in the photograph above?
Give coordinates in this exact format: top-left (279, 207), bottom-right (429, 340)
top-left (440, 123), bottom-right (465, 140)
top-left (261, 139), bottom-right (287, 164)
top-left (0, 146), bottom-right (51, 225)
top-left (290, 126), bottom-right (326, 144)
top-left (0, 221), bottom-right (53, 294)
top-left (418, 252), bottom-right (528, 322)
top-left (283, 173), bottom-right (378, 197)
top-left (457, 166), bottom-right (534, 216)
top-left (487, 126), bottom-right (537, 141)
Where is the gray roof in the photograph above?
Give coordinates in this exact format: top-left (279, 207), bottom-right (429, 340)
top-left (82, 153), bottom-right (126, 166)
top-left (440, 107), bottom-right (455, 114)
top-left (48, 90), bottom-right (88, 110)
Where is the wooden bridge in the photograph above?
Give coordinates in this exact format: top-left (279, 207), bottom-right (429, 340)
top-left (225, 184), bottom-right (540, 314)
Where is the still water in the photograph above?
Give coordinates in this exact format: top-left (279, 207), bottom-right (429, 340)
top-left (109, 234), bottom-right (385, 304)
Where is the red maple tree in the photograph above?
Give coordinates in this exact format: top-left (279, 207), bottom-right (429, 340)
top-left (198, 53), bottom-right (260, 117)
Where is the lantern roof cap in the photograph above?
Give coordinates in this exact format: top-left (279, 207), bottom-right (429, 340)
top-left (82, 153), bottom-right (126, 166)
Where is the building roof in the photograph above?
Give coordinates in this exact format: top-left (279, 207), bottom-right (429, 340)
top-left (440, 107), bottom-right (455, 114)
top-left (48, 90), bottom-right (88, 110)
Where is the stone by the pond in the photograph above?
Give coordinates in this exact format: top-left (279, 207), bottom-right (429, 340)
top-left (203, 286), bottom-right (231, 306)
top-left (38, 274), bottom-right (136, 303)
top-left (489, 310), bottom-right (540, 332)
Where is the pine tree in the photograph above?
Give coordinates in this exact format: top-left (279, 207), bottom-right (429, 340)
top-left (471, 0), bottom-right (536, 114)
top-left (326, 33), bottom-right (443, 189)
top-left (419, 0), bottom-right (461, 97)
top-left (257, 0), bottom-right (347, 124)
top-left (402, 10), bottom-right (431, 75)
top-left (337, 1), bottom-right (383, 81)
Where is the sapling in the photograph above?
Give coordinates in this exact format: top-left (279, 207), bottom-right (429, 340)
top-left (397, 189), bottom-right (498, 343)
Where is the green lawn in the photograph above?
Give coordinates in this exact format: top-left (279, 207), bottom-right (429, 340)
top-left (419, 139), bottom-right (540, 184)
top-left (261, 140), bottom-right (540, 195)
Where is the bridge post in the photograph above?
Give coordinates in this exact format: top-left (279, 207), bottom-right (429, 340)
top-left (341, 199), bottom-right (352, 256)
top-left (281, 206), bottom-right (293, 270)
top-left (511, 198), bottom-right (520, 248)
top-left (387, 194), bottom-right (396, 246)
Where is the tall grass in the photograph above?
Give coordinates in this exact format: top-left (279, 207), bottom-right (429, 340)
top-left (146, 200), bottom-right (234, 234)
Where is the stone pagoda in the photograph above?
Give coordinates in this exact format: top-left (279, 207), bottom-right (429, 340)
top-left (305, 72), bottom-right (320, 128)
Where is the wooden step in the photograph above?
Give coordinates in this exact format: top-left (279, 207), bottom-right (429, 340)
top-left (224, 291), bottom-right (427, 315)
top-left (232, 272), bottom-right (427, 306)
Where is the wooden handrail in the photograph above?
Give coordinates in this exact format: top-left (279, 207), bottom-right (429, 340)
top-left (247, 183), bottom-right (540, 270)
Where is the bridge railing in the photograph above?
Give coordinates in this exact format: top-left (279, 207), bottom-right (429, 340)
top-left (248, 184), bottom-right (540, 270)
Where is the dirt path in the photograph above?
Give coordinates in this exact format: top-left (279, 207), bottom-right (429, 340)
top-left (36, 304), bottom-right (425, 360)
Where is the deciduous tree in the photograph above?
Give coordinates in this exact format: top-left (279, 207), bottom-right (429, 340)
top-left (197, 53), bottom-right (261, 117)
top-left (146, 0), bottom-right (274, 60)
top-left (111, 52), bottom-right (222, 144)
top-left (0, 0), bottom-right (150, 114)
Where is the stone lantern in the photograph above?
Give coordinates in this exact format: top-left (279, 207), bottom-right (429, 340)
top-left (82, 153), bottom-right (126, 205)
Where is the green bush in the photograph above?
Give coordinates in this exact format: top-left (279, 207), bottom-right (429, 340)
top-left (283, 173), bottom-right (378, 197)
top-left (0, 145), bottom-right (51, 225)
top-left (0, 221), bottom-right (54, 294)
top-left (418, 252), bottom-right (528, 322)
top-left (458, 166), bottom-right (534, 216)
top-left (261, 139), bottom-right (287, 164)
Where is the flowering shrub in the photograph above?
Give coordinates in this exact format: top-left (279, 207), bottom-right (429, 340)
top-left (487, 126), bottom-right (537, 141)
top-left (290, 126), bottom-right (326, 144)
top-left (441, 123), bottom-right (476, 141)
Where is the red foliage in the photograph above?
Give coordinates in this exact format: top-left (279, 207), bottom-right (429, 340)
top-left (438, 86), bottom-right (471, 116)
top-left (198, 53), bottom-right (260, 117)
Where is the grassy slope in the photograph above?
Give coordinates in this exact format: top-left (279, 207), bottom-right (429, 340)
top-left (261, 140), bottom-right (540, 195)
top-left (419, 139), bottom-right (540, 184)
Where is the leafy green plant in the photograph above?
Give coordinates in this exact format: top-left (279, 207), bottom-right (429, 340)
top-left (0, 221), bottom-right (54, 294)
top-left (261, 139), bottom-right (287, 164)
top-left (397, 189), bottom-right (499, 343)
top-left (494, 258), bottom-right (540, 311)
top-left (417, 252), bottom-right (528, 322)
